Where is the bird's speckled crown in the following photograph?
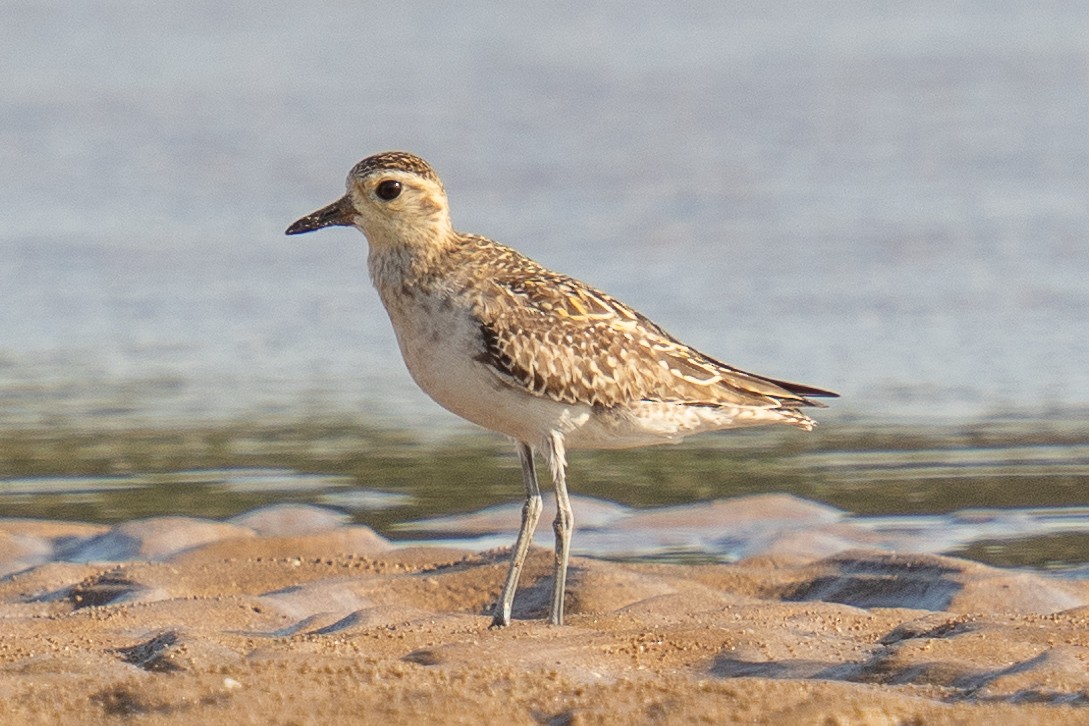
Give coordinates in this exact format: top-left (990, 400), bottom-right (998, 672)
top-left (349, 151), bottom-right (442, 189)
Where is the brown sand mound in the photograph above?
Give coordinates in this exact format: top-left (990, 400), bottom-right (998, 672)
top-left (2, 518), bottom-right (1089, 724)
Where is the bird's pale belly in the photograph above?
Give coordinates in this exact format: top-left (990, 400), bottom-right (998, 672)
top-left (379, 292), bottom-right (568, 445)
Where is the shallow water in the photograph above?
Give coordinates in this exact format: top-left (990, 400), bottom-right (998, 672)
top-left (2, 421), bottom-right (1088, 572)
top-left (2, 4), bottom-right (1088, 572)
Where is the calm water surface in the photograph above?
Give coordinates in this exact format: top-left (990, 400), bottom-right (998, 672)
top-left (2, 3), bottom-right (1088, 565)
top-left (2, 2), bottom-right (1087, 428)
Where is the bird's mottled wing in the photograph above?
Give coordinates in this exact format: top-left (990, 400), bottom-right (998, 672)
top-left (466, 241), bottom-right (823, 411)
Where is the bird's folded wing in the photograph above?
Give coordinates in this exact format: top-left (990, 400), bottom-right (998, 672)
top-left (473, 271), bottom-right (825, 410)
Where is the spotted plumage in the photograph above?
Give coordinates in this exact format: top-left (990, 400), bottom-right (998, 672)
top-left (286, 151), bottom-right (837, 626)
top-left (451, 234), bottom-right (826, 415)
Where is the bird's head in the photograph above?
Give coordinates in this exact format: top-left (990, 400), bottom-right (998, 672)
top-left (286, 151), bottom-right (452, 249)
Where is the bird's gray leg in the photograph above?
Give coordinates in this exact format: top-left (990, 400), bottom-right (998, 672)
top-left (491, 441), bottom-right (542, 627)
top-left (545, 432), bottom-right (573, 626)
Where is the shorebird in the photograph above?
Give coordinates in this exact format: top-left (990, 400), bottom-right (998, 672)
top-left (286, 151), bottom-right (837, 626)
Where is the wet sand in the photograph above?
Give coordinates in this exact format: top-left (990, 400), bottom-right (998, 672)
top-left (3, 506), bottom-right (1089, 724)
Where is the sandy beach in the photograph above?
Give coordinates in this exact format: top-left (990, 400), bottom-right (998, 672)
top-left (3, 505), bottom-right (1089, 725)
top-left (5, 2), bottom-right (1089, 723)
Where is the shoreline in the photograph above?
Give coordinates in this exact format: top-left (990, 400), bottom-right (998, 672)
top-left (3, 510), bottom-right (1089, 723)
top-left (2, 417), bottom-right (1089, 721)
top-left (2, 416), bottom-right (1089, 570)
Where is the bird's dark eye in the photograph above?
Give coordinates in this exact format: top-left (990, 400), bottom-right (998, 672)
top-left (375, 180), bottom-right (402, 200)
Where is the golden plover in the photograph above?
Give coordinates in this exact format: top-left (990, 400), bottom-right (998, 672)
top-left (286, 151), bottom-right (837, 626)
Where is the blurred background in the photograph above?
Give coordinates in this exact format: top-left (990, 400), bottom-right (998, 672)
top-left (1, 2), bottom-right (1087, 565)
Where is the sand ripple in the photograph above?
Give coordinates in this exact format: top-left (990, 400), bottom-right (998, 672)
top-left (2, 503), bottom-right (1089, 723)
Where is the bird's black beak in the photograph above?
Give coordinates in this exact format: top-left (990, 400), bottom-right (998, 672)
top-left (285, 195), bottom-right (356, 235)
